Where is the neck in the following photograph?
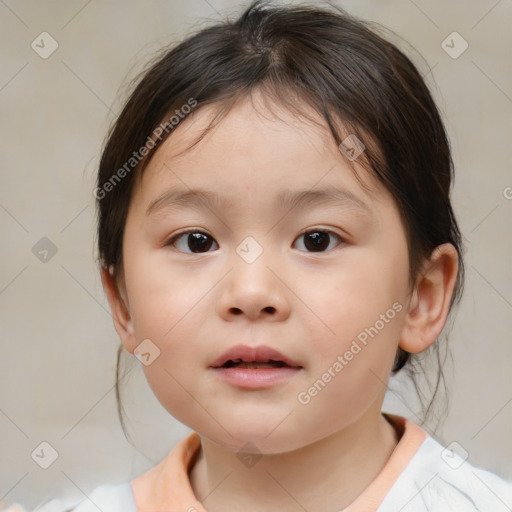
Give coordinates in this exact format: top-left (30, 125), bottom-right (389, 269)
top-left (189, 411), bottom-right (399, 512)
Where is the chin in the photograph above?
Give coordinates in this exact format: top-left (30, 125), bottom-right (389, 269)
top-left (194, 419), bottom-right (309, 455)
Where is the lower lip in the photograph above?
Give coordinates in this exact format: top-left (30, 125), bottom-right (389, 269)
top-left (211, 366), bottom-right (301, 389)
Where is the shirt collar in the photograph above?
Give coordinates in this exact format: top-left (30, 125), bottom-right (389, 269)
top-left (131, 414), bottom-right (427, 512)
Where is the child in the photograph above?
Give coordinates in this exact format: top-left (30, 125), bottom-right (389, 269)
top-left (12, 1), bottom-right (512, 510)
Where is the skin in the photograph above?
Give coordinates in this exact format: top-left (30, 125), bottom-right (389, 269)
top-left (102, 90), bottom-right (459, 511)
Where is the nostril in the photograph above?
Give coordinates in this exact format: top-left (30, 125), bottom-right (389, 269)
top-left (228, 306), bottom-right (275, 315)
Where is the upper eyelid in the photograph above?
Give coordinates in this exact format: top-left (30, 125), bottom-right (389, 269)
top-left (168, 227), bottom-right (210, 240)
top-left (296, 227), bottom-right (344, 238)
top-left (168, 227), bottom-right (345, 245)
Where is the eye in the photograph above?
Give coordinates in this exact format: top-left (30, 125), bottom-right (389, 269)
top-left (293, 229), bottom-right (343, 253)
top-left (168, 229), bottom-right (219, 254)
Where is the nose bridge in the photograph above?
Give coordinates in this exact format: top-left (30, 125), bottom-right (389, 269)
top-left (217, 235), bottom-right (290, 321)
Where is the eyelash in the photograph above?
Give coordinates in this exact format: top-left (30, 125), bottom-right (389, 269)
top-left (166, 228), bottom-right (344, 254)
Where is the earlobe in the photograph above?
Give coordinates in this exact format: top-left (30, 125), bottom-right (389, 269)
top-left (399, 243), bottom-right (459, 354)
top-left (101, 266), bottom-right (137, 354)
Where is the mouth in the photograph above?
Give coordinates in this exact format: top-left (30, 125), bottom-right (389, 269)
top-left (209, 344), bottom-right (302, 389)
top-left (210, 344), bottom-right (302, 369)
top-left (220, 359), bottom-right (290, 369)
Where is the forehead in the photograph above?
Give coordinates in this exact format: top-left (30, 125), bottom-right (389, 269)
top-left (134, 92), bottom-right (387, 214)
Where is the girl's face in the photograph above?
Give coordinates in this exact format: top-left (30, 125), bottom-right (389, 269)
top-left (117, 93), bottom-right (412, 453)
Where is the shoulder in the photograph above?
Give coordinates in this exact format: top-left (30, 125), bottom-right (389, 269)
top-left (380, 434), bottom-right (512, 511)
top-left (34, 482), bottom-right (137, 512)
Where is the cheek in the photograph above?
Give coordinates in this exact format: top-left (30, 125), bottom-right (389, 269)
top-left (294, 241), bottom-right (409, 395)
top-left (294, 305), bottom-right (405, 440)
top-left (300, 255), bottom-right (408, 347)
top-left (124, 247), bottom-right (207, 339)
top-left (122, 247), bottom-right (220, 398)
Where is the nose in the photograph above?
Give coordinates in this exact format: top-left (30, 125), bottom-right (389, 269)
top-left (216, 253), bottom-right (291, 322)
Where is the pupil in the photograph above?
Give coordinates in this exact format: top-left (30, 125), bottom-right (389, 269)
top-left (188, 233), bottom-right (212, 253)
top-left (305, 232), bottom-right (329, 251)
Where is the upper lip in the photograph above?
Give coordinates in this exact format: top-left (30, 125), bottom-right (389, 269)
top-left (210, 344), bottom-right (302, 368)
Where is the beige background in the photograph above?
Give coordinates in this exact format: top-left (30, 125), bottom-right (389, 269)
top-left (1, 0), bottom-right (511, 508)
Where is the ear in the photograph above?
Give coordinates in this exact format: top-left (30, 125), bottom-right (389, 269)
top-left (101, 266), bottom-right (137, 354)
top-left (399, 243), bottom-right (459, 354)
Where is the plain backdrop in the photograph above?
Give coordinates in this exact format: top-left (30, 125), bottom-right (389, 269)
top-left (1, 0), bottom-right (511, 508)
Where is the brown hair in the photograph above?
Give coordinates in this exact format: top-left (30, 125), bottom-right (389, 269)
top-left (96, 0), bottom-right (465, 436)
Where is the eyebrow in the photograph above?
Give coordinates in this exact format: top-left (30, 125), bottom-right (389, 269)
top-left (145, 185), bottom-right (373, 217)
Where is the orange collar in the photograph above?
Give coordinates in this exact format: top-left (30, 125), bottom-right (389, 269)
top-left (131, 414), bottom-right (427, 512)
